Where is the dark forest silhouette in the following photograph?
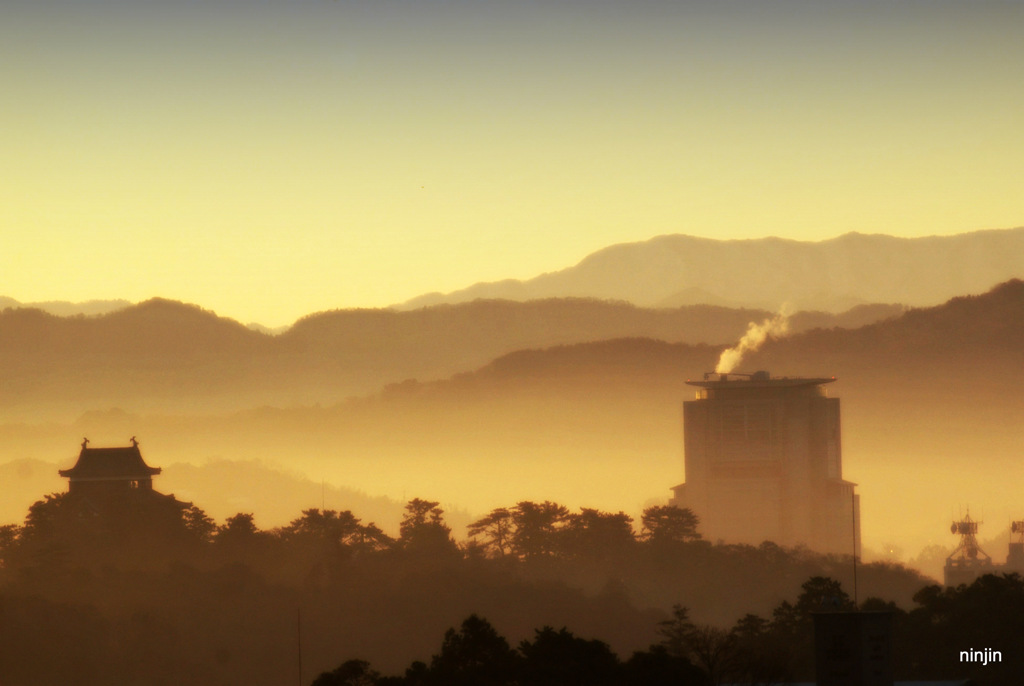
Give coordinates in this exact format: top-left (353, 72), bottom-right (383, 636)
top-left (313, 572), bottom-right (1024, 686)
top-left (1, 484), bottom-right (1016, 685)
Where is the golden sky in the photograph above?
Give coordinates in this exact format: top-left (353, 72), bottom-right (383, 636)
top-left (4, 1), bottom-right (1023, 325)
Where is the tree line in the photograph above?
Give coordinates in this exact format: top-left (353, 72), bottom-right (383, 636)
top-left (0, 494), bottom-right (703, 583)
top-left (0, 491), bottom-right (950, 685)
top-left (313, 573), bottom-right (1024, 686)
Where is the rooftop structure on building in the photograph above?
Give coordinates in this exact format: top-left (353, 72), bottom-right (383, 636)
top-left (943, 514), bottom-right (1024, 586)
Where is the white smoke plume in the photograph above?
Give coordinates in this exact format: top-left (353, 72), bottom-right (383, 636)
top-left (715, 304), bottom-right (793, 374)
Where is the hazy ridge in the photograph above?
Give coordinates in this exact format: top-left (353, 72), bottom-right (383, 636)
top-left (399, 228), bottom-right (1024, 312)
top-left (0, 296), bottom-right (132, 317)
top-left (0, 296), bottom-right (904, 421)
top-left (2, 281), bottom-right (1021, 557)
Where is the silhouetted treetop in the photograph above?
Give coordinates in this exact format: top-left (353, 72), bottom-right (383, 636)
top-left (217, 512), bottom-right (260, 541)
top-left (518, 626), bottom-right (622, 686)
top-left (399, 499), bottom-right (457, 555)
top-left (311, 659), bottom-right (380, 686)
top-left (427, 614), bottom-right (519, 686)
top-left (640, 505), bottom-right (701, 545)
top-left (467, 508), bottom-right (513, 557)
top-left (510, 501), bottom-right (571, 560)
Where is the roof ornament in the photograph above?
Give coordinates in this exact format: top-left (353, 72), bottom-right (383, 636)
top-left (130, 436), bottom-right (138, 448)
top-left (81, 437), bottom-right (89, 450)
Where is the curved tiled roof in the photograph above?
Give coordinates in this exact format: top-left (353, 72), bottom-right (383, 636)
top-left (59, 444), bottom-right (161, 480)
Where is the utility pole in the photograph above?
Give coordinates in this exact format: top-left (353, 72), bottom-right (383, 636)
top-left (852, 491), bottom-right (858, 606)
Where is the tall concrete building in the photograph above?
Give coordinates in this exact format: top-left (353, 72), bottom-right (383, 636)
top-left (670, 371), bottom-right (860, 555)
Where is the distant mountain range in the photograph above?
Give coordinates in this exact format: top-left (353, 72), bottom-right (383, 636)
top-left (0, 295), bottom-right (905, 421)
top-left (0, 296), bottom-right (131, 317)
top-left (4, 225), bottom-right (1019, 325)
top-left (0, 296), bottom-right (291, 334)
top-left (5, 228), bottom-right (1022, 325)
top-left (398, 228), bottom-right (1024, 312)
top-left (2, 280), bottom-right (1019, 554)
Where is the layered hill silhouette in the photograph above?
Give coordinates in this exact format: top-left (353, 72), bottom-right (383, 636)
top-left (0, 296), bottom-right (131, 318)
top-left (0, 296), bottom-right (903, 421)
top-left (2, 281), bottom-right (1021, 557)
top-left (398, 228), bottom-right (1024, 312)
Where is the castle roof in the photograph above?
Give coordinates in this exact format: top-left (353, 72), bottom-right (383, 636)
top-left (59, 442), bottom-right (161, 481)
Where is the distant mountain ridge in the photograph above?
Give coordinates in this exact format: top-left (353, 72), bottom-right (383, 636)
top-left (398, 228), bottom-right (1024, 312)
top-left (0, 296), bottom-right (132, 317)
top-left (447, 279), bottom-right (1024, 387)
top-left (0, 296), bottom-right (290, 334)
top-left (7, 227), bottom-right (1020, 323)
top-left (1, 281), bottom-right (1018, 555)
top-left (0, 295), bottom-right (905, 421)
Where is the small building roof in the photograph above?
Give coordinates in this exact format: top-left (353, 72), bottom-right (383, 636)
top-left (59, 441), bottom-right (161, 481)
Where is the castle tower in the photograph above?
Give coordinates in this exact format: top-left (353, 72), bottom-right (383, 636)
top-left (670, 371), bottom-right (860, 555)
top-left (59, 438), bottom-right (162, 496)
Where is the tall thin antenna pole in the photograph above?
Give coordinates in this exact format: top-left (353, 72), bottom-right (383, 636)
top-left (297, 607), bottom-right (303, 686)
top-left (852, 491), bottom-right (858, 607)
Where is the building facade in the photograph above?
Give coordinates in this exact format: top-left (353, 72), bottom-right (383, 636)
top-left (670, 371), bottom-right (860, 555)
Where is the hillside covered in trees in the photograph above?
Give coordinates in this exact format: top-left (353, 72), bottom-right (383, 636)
top-left (3, 484), bottom-right (1005, 685)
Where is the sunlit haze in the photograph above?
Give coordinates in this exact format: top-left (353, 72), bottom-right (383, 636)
top-left (3, 6), bottom-right (1024, 679)
top-left (4, 0), bottom-right (1023, 325)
